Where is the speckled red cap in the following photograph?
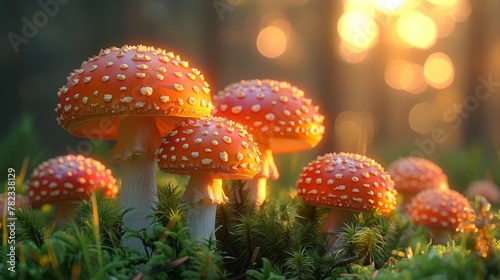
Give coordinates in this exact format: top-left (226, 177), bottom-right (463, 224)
top-left (155, 116), bottom-right (261, 180)
top-left (407, 188), bottom-right (476, 232)
top-left (387, 157), bottom-right (449, 194)
top-left (296, 152), bottom-right (398, 214)
top-left (212, 79), bottom-right (325, 154)
top-left (27, 154), bottom-right (118, 207)
top-left (55, 45), bottom-right (213, 139)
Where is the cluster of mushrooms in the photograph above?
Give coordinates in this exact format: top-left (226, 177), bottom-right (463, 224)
top-left (16, 44), bottom-right (495, 253)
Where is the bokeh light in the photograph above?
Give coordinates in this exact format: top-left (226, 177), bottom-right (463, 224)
top-left (424, 52), bottom-right (455, 89)
top-left (432, 89), bottom-right (463, 120)
top-left (396, 11), bottom-right (437, 49)
top-left (385, 60), bottom-right (427, 93)
top-left (338, 11), bottom-right (379, 52)
top-left (409, 102), bottom-right (439, 134)
top-left (430, 6), bottom-right (456, 38)
top-left (257, 25), bottom-right (288, 58)
top-left (371, 0), bottom-right (407, 13)
top-left (335, 111), bottom-right (378, 152)
top-left (338, 42), bottom-right (369, 63)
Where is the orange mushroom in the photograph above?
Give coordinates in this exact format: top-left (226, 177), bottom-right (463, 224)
top-left (213, 79), bottom-right (325, 207)
top-left (54, 45), bottom-right (213, 250)
top-left (297, 152), bottom-right (397, 237)
top-left (26, 155), bottom-right (118, 224)
top-left (387, 157), bottom-right (449, 208)
top-left (155, 116), bottom-right (261, 240)
top-left (407, 188), bottom-right (476, 244)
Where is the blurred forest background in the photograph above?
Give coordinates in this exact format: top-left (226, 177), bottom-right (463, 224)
top-left (1, 0), bottom-right (500, 194)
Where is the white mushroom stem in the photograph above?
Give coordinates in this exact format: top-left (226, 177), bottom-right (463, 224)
top-left (111, 116), bottom-right (160, 254)
top-left (244, 149), bottom-right (279, 207)
top-left (182, 175), bottom-right (228, 241)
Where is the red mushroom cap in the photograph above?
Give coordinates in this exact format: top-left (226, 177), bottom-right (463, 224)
top-left (55, 45), bottom-right (213, 139)
top-left (155, 116), bottom-right (261, 179)
top-left (387, 157), bottom-right (449, 194)
top-left (26, 155), bottom-right (118, 208)
top-left (407, 188), bottom-right (476, 232)
top-left (212, 79), bottom-right (325, 154)
top-left (296, 152), bottom-right (398, 214)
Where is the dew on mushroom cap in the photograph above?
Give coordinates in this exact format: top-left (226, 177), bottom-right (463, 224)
top-left (26, 154), bottom-right (118, 208)
top-left (212, 79), bottom-right (325, 154)
top-left (296, 152), bottom-right (398, 214)
top-left (55, 45), bottom-right (213, 139)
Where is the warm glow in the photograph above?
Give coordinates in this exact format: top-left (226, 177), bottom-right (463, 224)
top-left (256, 26), bottom-right (288, 58)
top-left (409, 103), bottom-right (439, 134)
top-left (401, 63), bottom-right (427, 94)
top-left (338, 42), bottom-right (369, 63)
top-left (426, 0), bottom-right (458, 7)
top-left (371, 0), bottom-right (406, 12)
top-left (335, 111), bottom-right (378, 152)
top-left (430, 6), bottom-right (456, 38)
top-left (385, 60), bottom-right (409, 90)
top-left (396, 11), bottom-right (437, 49)
top-left (424, 52), bottom-right (454, 89)
top-left (432, 89), bottom-right (463, 119)
top-left (338, 11), bottom-right (379, 52)
top-left (385, 60), bottom-right (427, 93)
top-left (448, 0), bottom-right (472, 22)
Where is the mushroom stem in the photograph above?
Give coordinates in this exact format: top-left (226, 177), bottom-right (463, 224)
top-left (112, 116), bottom-right (160, 254)
top-left (244, 149), bottom-right (279, 207)
top-left (53, 201), bottom-right (79, 226)
top-left (322, 209), bottom-right (355, 241)
top-left (428, 228), bottom-right (452, 244)
top-left (182, 175), bottom-right (227, 240)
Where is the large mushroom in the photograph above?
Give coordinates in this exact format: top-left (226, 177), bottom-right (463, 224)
top-left (297, 152), bottom-right (397, 238)
top-left (213, 79), bottom-right (325, 207)
top-left (54, 45), bottom-right (213, 250)
top-left (387, 157), bottom-right (449, 208)
top-left (25, 154), bottom-right (118, 225)
top-left (407, 188), bottom-right (476, 244)
top-left (155, 116), bottom-right (261, 240)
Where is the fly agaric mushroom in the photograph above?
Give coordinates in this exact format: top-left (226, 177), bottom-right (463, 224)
top-left (213, 79), bottom-right (325, 207)
top-left (296, 152), bottom-right (397, 238)
top-left (26, 154), bottom-right (118, 225)
top-left (387, 157), bottom-right (449, 208)
top-left (407, 188), bottom-right (476, 244)
top-left (155, 116), bottom-right (261, 240)
top-left (54, 45), bottom-right (213, 250)
top-left (465, 180), bottom-right (500, 205)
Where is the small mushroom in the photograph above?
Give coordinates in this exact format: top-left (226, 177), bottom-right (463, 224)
top-left (213, 79), bottom-right (325, 207)
top-left (26, 154), bottom-right (118, 225)
top-left (155, 116), bottom-right (261, 240)
top-left (465, 180), bottom-right (500, 205)
top-left (407, 188), bottom-right (476, 244)
top-left (296, 152), bottom-right (397, 239)
top-left (55, 45), bottom-right (213, 251)
top-left (387, 157), bottom-right (449, 208)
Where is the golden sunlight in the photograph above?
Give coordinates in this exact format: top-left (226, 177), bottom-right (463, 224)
top-left (396, 11), bottom-right (437, 49)
top-left (338, 11), bottom-right (379, 52)
top-left (409, 102), bottom-right (439, 134)
top-left (424, 52), bottom-right (455, 89)
top-left (256, 26), bottom-right (288, 58)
